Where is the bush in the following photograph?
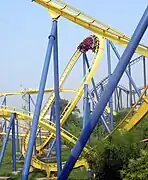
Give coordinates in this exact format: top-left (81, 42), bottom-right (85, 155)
top-left (121, 150), bottom-right (148, 180)
top-left (86, 131), bottom-right (145, 180)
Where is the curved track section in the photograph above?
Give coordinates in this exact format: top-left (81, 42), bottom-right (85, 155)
top-left (105, 86), bottom-right (148, 139)
top-left (34, 0), bottom-right (148, 57)
top-left (0, 87), bottom-right (147, 176)
top-left (21, 34), bottom-right (104, 176)
top-left (0, 106), bottom-right (90, 176)
top-left (35, 35), bottom-right (104, 152)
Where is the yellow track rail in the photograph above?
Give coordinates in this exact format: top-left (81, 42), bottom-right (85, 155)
top-left (39, 50), bottom-right (81, 120)
top-left (35, 35), bottom-right (104, 152)
top-left (16, 34), bottom-right (104, 176)
top-left (0, 88), bottom-right (147, 175)
top-left (34, 0), bottom-right (148, 57)
top-left (0, 88), bottom-right (78, 97)
top-left (0, 106), bottom-right (90, 176)
top-left (105, 86), bottom-right (148, 138)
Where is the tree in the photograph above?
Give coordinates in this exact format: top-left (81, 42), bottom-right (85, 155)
top-left (59, 98), bottom-right (82, 136)
top-left (121, 150), bottom-right (148, 180)
top-left (86, 131), bottom-right (145, 180)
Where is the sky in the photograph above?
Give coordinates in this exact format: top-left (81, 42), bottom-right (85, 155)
top-left (0, 0), bottom-right (148, 108)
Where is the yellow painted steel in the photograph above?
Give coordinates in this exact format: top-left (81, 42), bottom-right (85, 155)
top-left (0, 89), bottom-right (147, 175)
top-left (60, 36), bottom-right (104, 126)
top-left (39, 50), bottom-right (81, 120)
top-left (0, 106), bottom-right (90, 176)
top-left (105, 86), bottom-right (148, 138)
top-left (2, 34), bottom-right (103, 176)
top-left (0, 132), bottom-right (47, 139)
top-left (34, 0), bottom-right (148, 57)
top-left (123, 99), bottom-right (148, 131)
top-left (0, 88), bottom-right (78, 97)
top-left (35, 35), bottom-right (104, 152)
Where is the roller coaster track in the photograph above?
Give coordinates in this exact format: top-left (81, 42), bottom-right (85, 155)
top-left (0, 87), bottom-right (147, 176)
top-left (17, 34), bottom-right (103, 176)
top-left (0, 106), bottom-right (90, 176)
top-left (33, 0), bottom-right (148, 57)
top-left (105, 86), bottom-right (148, 138)
top-left (1, 0), bottom-right (147, 176)
top-left (0, 88), bottom-right (78, 97)
top-left (33, 35), bottom-right (103, 153)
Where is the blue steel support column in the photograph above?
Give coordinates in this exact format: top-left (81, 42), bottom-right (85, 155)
top-left (39, 128), bottom-right (42, 144)
top-left (21, 21), bottom-right (57, 180)
top-left (12, 114), bottom-right (16, 172)
top-left (2, 96), bottom-right (7, 133)
top-left (0, 113), bottom-right (16, 167)
top-left (28, 94), bottom-right (31, 127)
top-left (53, 20), bottom-right (62, 175)
top-left (82, 53), bottom-right (89, 129)
top-left (58, 7), bottom-right (148, 179)
top-left (84, 53), bottom-right (110, 133)
top-left (82, 54), bottom-right (91, 178)
top-left (109, 41), bottom-right (141, 97)
top-left (16, 120), bottom-right (19, 153)
top-left (107, 40), bottom-right (114, 129)
top-left (128, 64), bottom-right (133, 107)
top-left (49, 103), bottom-right (54, 121)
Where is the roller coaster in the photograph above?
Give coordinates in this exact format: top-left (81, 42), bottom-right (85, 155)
top-left (0, 1), bottom-right (148, 179)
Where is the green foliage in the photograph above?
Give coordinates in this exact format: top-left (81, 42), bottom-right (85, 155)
top-left (133, 115), bottom-right (148, 139)
top-left (86, 131), bottom-right (145, 179)
top-left (113, 109), bottom-right (129, 124)
top-left (59, 98), bottom-right (82, 136)
top-left (121, 150), bottom-right (148, 180)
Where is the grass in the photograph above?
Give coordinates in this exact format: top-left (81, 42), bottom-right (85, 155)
top-left (0, 141), bottom-right (88, 179)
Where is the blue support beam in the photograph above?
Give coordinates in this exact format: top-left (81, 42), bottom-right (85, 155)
top-left (58, 7), bottom-right (148, 179)
top-left (82, 53), bottom-right (89, 129)
top-left (49, 103), bottom-right (54, 121)
top-left (0, 113), bottom-right (16, 167)
top-left (12, 115), bottom-right (16, 172)
top-left (128, 64), bottom-right (133, 107)
top-left (107, 40), bottom-right (114, 129)
top-left (84, 53), bottom-right (110, 133)
top-left (109, 41), bottom-right (141, 97)
top-left (83, 84), bottom-right (89, 129)
top-left (16, 120), bottom-right (19, 153)
top-left (28, 94), bottom-right (31, 127)
top-left (53, 20), bottom-right (62, 175)
top-left (2, 96), bottom-right (7, 133)
top-left (47, 138), bottom-right (56, 158)
top-left (21, 20), bottom-right (57, 180)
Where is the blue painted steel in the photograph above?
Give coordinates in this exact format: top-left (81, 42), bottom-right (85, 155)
top-left (84, 53), bottom-right (99, 100)
top-left (53, 20), bottom-right (62, 175)
top-left (107, 40), bottom-right (114, 128)
top-left (39, 128), bottom-right (42, 144)
top-left (128, 64), bottom-right (133, 107)
top-left (49, 103), bottom-right (54, 121)
top-left (84, 53), bottom-right (110, 133)
top-left (47, 138), bottom-right (56, 158)
top-left (2, 96), bottom-right (7, 132)
top-left (88, 170), bottom-right (92, 180)
top-left (12, 115), bottom-right (16, 171)
top-left (109, 41), bottom-right (141, 97)
top-left (0, 113), bottom-right (16, 167)
top-left (21, 21), bottom-right (57, 180)
top-left (16, 120), bottom-right (19, 152)
top-left (30, 95), bottom-right (36, 106)
top-left (83, 53), bottom-right (88, 129)
top-left (28, 94), bottom-right (31, 127)
top-left (28, 94), bottom-right (31, 114)
top-left (58, 7), bottom-right (148, 179)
